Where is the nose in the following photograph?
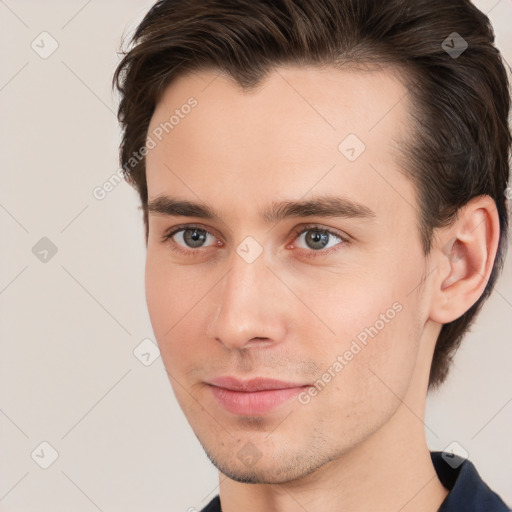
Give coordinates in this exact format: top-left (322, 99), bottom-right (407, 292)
top-left (205, 248), bottom-right (287, 351)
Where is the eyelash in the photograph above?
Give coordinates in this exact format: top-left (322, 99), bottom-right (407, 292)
top-left (161, 223), bottom-right (349, 259)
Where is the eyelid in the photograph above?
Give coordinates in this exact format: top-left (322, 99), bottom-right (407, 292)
top-left (162, 223), bottom-right (215, 240)
top-left (161, 222), bottom-right (349, 257)
top-left (290, 223), bottom-right (349, 242)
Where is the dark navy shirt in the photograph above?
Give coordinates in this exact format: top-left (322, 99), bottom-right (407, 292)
top-left (200, 451), bottom-right (510, 511)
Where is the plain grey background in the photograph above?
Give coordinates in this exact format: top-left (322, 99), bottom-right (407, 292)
top-left (0, 1), bottom-right (511, 510)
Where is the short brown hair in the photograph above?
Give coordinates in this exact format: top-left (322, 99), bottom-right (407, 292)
top-left (112, 0), bottom-right (511, 390)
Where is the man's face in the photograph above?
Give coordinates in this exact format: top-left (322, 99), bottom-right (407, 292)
top-left (144, 66), bottom-right (434, 483)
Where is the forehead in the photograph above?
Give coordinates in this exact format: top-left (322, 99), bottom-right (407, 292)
top-left (149, 64), bottom-right (410, 141)
top-left (145, 65), bottom-right (415, 223)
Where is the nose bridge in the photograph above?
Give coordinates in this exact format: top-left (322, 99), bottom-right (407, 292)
top-left (219, 247), bottom-right (270, 320)
top-left (207, 245), bottom-right (286, 349)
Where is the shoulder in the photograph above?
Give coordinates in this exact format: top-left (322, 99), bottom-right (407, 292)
top-left (197, 455), bottom-right (511, 512)
top-left (199, 495), bottom-right (221, 512)
top-left (430, 451), bottom-right (510, 512)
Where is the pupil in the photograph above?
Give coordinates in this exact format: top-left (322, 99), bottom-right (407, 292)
top-left (307, 230), bottom-right (328, 249)
top-left (185, 229), bottom-right (206, 247)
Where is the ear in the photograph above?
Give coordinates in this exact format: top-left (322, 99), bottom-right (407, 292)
top-left (428, 195), bottom-right (500, 324)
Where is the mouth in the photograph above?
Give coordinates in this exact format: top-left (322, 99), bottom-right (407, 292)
top-left (206, 376), bottom-right (311, 416)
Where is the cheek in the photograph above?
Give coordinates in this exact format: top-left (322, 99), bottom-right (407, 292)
top-left (306, 305), bottom-right (420, 450)
top-left (145, 250), bottom-right (223, 388)
top-left (306, 256), bottom-right (424, 404)
top-left (145, 252), bottom-right (195, 363)
top-left (145, 251), bottom-right (171, 337)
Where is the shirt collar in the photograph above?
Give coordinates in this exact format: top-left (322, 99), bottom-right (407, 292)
top-left (430, 451), bottom-right (509, 511)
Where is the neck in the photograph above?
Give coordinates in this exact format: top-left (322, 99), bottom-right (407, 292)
top-left (217, 339), bottom-right (448, 512)
top-left (219, 417), bottom-right (447, 512)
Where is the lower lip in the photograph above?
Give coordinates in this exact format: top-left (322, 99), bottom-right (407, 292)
top-left (208, 385), bottom-right (307, 416)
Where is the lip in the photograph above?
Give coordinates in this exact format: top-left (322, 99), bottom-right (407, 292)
top-left (209, 376), bottom-right (308, 392)
top-left (207, 377), bottom-right (310, 416)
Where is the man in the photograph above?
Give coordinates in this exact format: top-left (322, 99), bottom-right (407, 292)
top-left (112, 0), bottom-right (510, 510)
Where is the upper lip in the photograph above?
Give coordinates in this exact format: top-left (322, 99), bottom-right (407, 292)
top-left (208, 377), bottom-right (309, 392)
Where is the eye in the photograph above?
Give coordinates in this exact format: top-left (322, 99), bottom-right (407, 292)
top-left (290, 225), bottom-right (347, 254)
top-left (161, 223), bottom-right (348, 258)
top-left (163, 225), bottom-right (220, 252)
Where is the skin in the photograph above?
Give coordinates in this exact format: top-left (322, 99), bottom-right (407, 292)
top-left (143, 65), bottom-right (499, 512)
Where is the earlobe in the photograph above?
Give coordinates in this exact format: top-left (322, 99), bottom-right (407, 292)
top-left (429, 196), bottom-right (500, 324)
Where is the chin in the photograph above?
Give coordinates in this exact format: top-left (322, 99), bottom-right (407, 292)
top-left (201, 443), bottom-right (326, 485)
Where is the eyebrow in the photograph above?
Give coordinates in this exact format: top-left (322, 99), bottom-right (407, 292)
top-left (147, 194), bottom-right (376, 223)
